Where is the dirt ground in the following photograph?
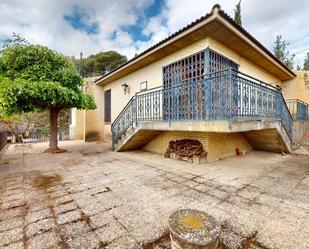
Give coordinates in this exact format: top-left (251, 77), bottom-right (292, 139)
top-left (0, 140), bottom-right (308, 249)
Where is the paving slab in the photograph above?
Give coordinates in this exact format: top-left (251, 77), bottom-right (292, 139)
top-left (0, 140), bottom-right (308, 249)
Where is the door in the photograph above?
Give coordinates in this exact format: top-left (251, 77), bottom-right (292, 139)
top-left (163, 51), bottom-right (205, 120)
top-left (162, 48), bottom-right (239, 121)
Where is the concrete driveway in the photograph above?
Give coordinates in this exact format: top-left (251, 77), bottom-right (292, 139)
top-left (0, 140), bottom-right (308, 249)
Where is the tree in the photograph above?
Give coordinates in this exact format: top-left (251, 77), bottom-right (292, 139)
top-left (303, 52), bottom-right (309, 70)
top-left (273, 35), bottom-right (294, 70)
top-left (0, 114), bottom-right (25, 143)
top-left (73, 51), bottom-right (127, 78)
top-left (0, 36), bottom-right (96, 152)
top-left (234, 0), bottom-right (242, 26)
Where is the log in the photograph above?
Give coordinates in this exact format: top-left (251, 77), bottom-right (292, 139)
top-left (166, 139), bottom-right (205, 158)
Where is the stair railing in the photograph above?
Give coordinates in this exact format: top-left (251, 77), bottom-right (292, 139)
top-left (111, 96), bottom-right (136, 150)
top-left (286, 99), bottom-right (309, 121)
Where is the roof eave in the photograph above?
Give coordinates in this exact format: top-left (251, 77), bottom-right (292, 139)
top-left (95, 14), bottom-right (217, 86)
top-left (215, 9), bottom-right (295, 80)
top-left (95, 5), bottom-right (295, 86)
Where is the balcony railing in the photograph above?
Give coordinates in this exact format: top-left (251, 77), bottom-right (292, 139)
top-left (286, 99), bottom-right (309, 121)
top-left (111, 69), bottom-right (293, 148)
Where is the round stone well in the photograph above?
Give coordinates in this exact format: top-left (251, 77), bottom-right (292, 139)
top-left (168, 209), bottom-right (220, 249)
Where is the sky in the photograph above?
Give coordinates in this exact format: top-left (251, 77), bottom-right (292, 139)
top-left (0, 0), bottom-right (309, 68)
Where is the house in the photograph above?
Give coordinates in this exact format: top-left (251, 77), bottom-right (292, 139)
top-left (71, 5), bottom-right (309, 162)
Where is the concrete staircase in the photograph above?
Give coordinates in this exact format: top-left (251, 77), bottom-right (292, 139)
top-left (243, 128), bottom-right (290, 153)
top-left (114, 127), bottom-right (161, 152)
top-left (114, 120), bottom-right (293, 154)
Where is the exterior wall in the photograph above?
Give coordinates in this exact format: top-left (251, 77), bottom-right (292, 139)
top-left (142, 131), bottom-right (253, 162)
top-left (282, 70), bottom-right (309, 103)
top-left (101, 37), bottom-right (282, 137)
top-left (207, 39), bottom-right (281, 86)
top-left (73, 76), bottom-right (107, 142)
top-left (75, 109), bottom-right (85, 140)
top-left (69, 108), bottom-right (76, 140)
top-left (84, 84), bottom-right (105, 141)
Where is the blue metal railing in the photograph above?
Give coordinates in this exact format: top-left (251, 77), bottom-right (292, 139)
top-left (286, 99), bottom-right (309, 121)
top-left (111, 68), bottom-right (293, 148)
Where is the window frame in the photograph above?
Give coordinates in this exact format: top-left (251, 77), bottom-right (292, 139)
top-left (104, 89), bottom-right (111, 123)
top-left (140, 81), bottom-right (148, 92)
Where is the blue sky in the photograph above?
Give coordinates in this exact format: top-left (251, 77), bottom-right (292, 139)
top-left (123, 0), bottom-right (166, 42)
top-left (0, 0), bottom-right (309, 67)
top-left (63, 1), bottom-right (166, 39)
top-left (64, 6), bottom-right (100, 35)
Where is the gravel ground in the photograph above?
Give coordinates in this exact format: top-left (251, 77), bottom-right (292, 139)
top-left (0, 140), bottom-right (308, 249)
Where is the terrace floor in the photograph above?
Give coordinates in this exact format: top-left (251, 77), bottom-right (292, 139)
top-left (0, 140), bottom-right (309, 249)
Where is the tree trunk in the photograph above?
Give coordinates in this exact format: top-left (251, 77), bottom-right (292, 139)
top-left (44, 108), bottom-right (66, 153)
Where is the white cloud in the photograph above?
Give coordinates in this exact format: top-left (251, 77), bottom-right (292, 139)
top-left (159, 0), bottom-right (309, 67)
top-left (0, 0), bottom-right (308, 67)
top-left (0, 0), bottom-right (155, 58)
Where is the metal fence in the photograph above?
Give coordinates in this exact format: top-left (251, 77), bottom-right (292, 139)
top-left (0, 131), bottom-right (7, 152)
top-left (286, 99), bottom-right (309, 121)
top-left (111, 68), bottom-right (293, 148)
top-left (14, 126), bottom-right (69, 143)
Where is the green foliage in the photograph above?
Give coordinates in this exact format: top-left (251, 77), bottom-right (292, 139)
top-left (234, 0), bottom-right (242, 26)
top-left (303, 52), bottom-right (309, 70)
top-left (2, 33), bottom-right (29, 48)
top-left (1, 111), bottom-right (50, 140)
top-left (12, 111), bottom-right (47, 127)
top-left (73, 51), bottom-right (127, 77)
top-left (273, 35), bottom-right (294, 70)
top-left (18, 111), bottom-right (50, 131)
top-left (0, 36), bottom-right (96, 118)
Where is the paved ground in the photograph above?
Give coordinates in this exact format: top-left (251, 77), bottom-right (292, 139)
top-left (0, 140), bottom-right (309, 249)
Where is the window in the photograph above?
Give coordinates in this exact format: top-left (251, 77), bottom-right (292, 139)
top-left (206, 48), bottom-right (238, 73)
top-left (104, 89), bottom-right (111, 123)
top-left (162, 50), bottom-right (206, 120)
top-left (140, 81), bottom-right (148, 91)
top-left (162, 48), bottom-right (238, 120)
top-left (163, 50), bottom-right (205, 87)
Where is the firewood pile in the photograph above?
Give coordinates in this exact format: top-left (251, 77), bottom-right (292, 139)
top-left (165, 139), bottom-right (206, 158)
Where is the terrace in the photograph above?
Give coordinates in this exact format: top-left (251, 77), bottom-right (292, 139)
top-left (112, 66), bottom-right (292, 153)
